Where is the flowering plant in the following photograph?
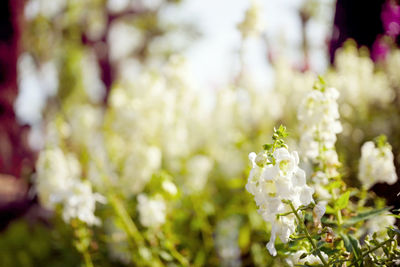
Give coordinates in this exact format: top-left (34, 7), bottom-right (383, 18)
top-left (246, 80), bottom-right (400, 266)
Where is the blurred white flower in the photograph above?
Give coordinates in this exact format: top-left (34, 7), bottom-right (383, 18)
top-left (328, 46), bottom-right (393, 108)
top-left (137, 194), bottom-right (166, 228)
top-left (185, 155), bottom-right (213, 193)
top-left (105, 218), bottom-right (130, 264)
top-left (62, 181), bottom-right (106, 226)
top-left (162, 180), bottom-right (178, 196)
top-left (36, 147), bottom-right (105, 225)
top-left (364, 213), bottom-right (395, 237)
top-left (108, 22), bottom-right (143, 62)
top-left (121, 146), bottom-right (162, 196)
top-left (313, 201), bottom-right (326, 228)
top-left (25, 0), bottom-right (66, 20)
top-left (358, 141), bottom-right (398, 189)
top-left (298, 86), bottom-right (342, 178)
top-left (237, 0), bottom-right (265, 38)
top-left (215, 217), bottom-right (241, 267)
top-left (15, 54), bottom-right (58, 125)
top-left (313, 201), bottom-right (326, 221)
top-left (36, 148), bottom-right (81, 207)
top-left (289, 249), bottom-right (328, 266)
top-left (81, 51), bottom-right (106, 103)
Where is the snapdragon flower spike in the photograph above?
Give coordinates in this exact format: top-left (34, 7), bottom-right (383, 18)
top-left (36, 147), bottom-right (105, 226)
top-left (358, 136), bottom-right (398, 189)
top-left (246, 128), bottom-right (314, 256)
top-left (298, 81), bottom-right (342, 169)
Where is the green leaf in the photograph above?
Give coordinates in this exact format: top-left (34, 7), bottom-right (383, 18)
top-left (326, 181), bottom-right (342, 190)
top-left (263, 143), bottom-right (272, 151)
top-left (375, 134), bottom-right (388, 148)
top-left (340, 234), bottom-right (352, 253)
top-left (321, 217), bottom-right (337, 227)
top-left (336, 191), bottom-right (350, 210)
top-left (325, 205), bottom-right (335, 215)
top-left (339, 235), bottom-right (361, 263)
top-left (238, 226), bottom-right (250, 250)
top-left (318, 75), bottom-right (326, 85)
top-left (388, 227), bottom-right (400, 236)
top-left (348, 234), bottom-right (361, 258)
top-left (343, 207), bottom-right (391, 226)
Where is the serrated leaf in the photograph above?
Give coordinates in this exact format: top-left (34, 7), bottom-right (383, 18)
top-left (336, 191), bottom-right (350, 210)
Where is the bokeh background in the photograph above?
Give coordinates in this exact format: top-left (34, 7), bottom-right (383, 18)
top-left (1, 0), bottom-right (400, 266)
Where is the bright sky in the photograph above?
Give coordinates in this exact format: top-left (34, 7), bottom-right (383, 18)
top-left (163, 0), bottom-right (334, 89)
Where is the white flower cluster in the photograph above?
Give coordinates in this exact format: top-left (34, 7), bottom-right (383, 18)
top-left (215, 217), bottom-right (242, 267)
top-left (298, 87), bottom-right (342, 167)
top-left (120, 146), bottom-right (162, 196)
top-left (237, 0), bottom-right (264, 38)
top-left (246, 147), bottom-right (314, 256)
top-left (36, 147), bottom-right (105, 225)
top-left (289, 249), bottom-right (328, 266)
top-left (137, 194), bottom-right (166, 228)
top-left (358, 141), bottom-right (398, 189)
top-left (106, 57), bottom-right (208, 196)
top-left (364, 213), bottom-right (396, 238)
top-left (327, 45), bottom-right (393, 108)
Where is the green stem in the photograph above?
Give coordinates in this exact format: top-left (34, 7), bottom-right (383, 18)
top-left (348, 239), bottom-right (393, 267)
top-left (109, 194), bottom-right (145, 246)
top-left (331, 188), bottom-right (343, 226)
top-left (83, 250), bottom-right (94, 267)
top-left (109, 194), bottom-right (165, 266)
top-left (167, 243), bottom-right (189, 266)
top-left (289, 202), bottom-right (329, 267)
top-left (277, 206), bottom-right (309, 218)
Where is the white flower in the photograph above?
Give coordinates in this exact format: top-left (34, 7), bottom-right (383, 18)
top-left (298, 87), bottom-right (342, 168)
top-left (215, 217), bottom-right (242, 267)
top-left (364, 213), bottom-right (395, 237)
top-left (105, 218), bottom-right (130, 264)
top-left (185, 155), bottom-right (213, 193)
top-left (237, 0), bottom-right (265, 38)
top-left (313, 201), bottom-right (327, 228)
top-left (162, 180), bottom-right (178, 196)
top-left (359, 141), bottom-right (398, 189)
top-left (36, 147), bottom-right (105, 225)
top-left (313, 201), bottom-right (327, 221)
top-left (137, 194), bottom-right (166, 228)
top-left (120, 145), bottom-right (162, 196)
top-left (246, 146), bottom-right (314, 256)
top-left (62, 181), bottom-right (106, 226)
top-left (290, 249), bottom-right (328, 266)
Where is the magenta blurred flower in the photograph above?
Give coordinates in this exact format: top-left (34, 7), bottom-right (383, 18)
top-left (371, 36), bottom-right (391, 61)
top-left (381, 1), bottom-right (400, 37)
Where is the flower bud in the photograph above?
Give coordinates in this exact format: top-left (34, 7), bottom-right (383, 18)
top-left (255, 152), bottom-right (268, 167)
top-left (313, 201), bottom-right (326, 228)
